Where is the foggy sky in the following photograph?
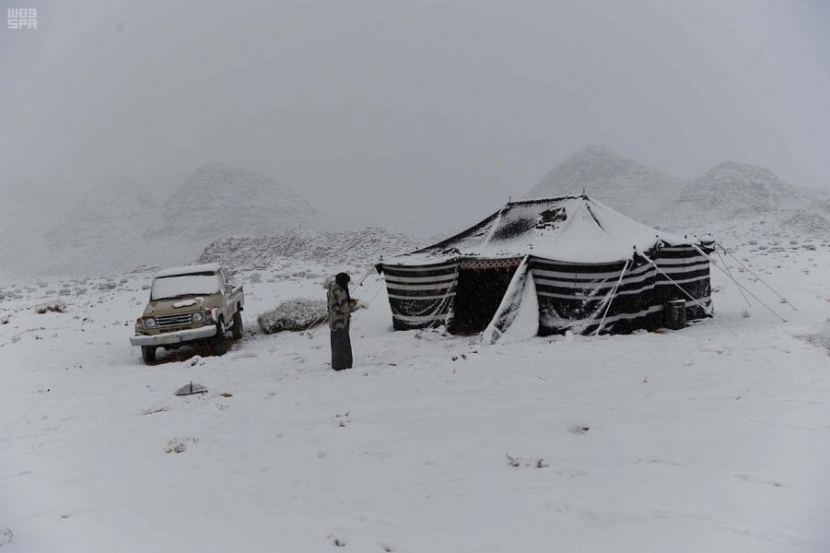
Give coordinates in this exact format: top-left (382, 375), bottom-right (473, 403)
top-left (1, 0), bottom-right (829, 233)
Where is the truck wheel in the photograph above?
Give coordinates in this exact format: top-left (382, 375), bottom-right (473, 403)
top-left (231, 311), bottom-right (243, 340)
top-left (141, 346), bottom-right (157, 364)
top-left (211, 319), bottom-right (227, 356)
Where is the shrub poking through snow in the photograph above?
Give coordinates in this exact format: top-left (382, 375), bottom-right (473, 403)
top-left (506, 452), bottom-right (547, 468)
top-left (164, 437), bottom-right (198, 454)
top-left (257, 298), bottom-right (328, 333)
top-left (34, 300), bottom-right (67, 314)
top-left (165, 438), bottom-right (187, 454)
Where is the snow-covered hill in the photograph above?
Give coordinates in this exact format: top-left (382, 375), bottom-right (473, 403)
top-left (17, 165), bottom-right (325, 277)
top-left (667, 161), bottom-right (830, 240)
top-left (527, 146), bottom-right (830, 242)
top-left (161, 163), bottom-right (320, 239)
top-left (677, 162), bottom-right (801, 216)
top-left (525, 145), bottom-right (685, 222)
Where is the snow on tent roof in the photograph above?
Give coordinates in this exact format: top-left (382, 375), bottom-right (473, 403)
top-left (154, 263), bottom-right (221, 279)
top-left (385, 195), bottom-right (695, 265)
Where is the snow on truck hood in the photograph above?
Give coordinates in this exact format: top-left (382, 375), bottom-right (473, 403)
top-left (172, 298), bottom-right (203, 308)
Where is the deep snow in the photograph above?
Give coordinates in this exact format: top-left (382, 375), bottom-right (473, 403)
top-left (1, 243), bottom-right (830, 552)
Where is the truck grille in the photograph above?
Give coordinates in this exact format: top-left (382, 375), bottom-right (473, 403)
top-left (155, 313), bottom-right (194, 328)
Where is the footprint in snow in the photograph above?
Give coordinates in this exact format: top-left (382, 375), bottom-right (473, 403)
top-left (734, 472), bottom-right (784, 488)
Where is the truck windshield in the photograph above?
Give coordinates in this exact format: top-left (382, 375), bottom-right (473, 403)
top-left (151, 273), bottom-right (220, 300)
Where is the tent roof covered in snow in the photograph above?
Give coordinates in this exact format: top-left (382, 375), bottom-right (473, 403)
top-left (383, 195), bottom-right (698, 265)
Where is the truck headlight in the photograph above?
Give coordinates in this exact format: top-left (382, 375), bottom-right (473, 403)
top-left (144, 318), bottom-right (156, 328)
top-left (192, 312), bottom-right (204, 323)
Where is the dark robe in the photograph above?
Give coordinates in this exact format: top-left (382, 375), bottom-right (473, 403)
top-left (330, 329), bottom-right (353, 370)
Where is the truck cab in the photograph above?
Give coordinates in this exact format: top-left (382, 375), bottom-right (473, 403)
top-left (130, 263), bottom-right (244, 363)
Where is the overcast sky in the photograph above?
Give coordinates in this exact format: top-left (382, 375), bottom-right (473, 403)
top-left (1, 0), bottom-right (829, 233)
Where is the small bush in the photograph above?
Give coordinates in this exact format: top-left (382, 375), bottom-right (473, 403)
top-left (164, 437), bottom-right (198, 454)
top-left (506, 452), bottom-right (547, 468)
top-left (34, 300), bottom-right (67, 314)
top-left (258, 298), bottom-right (328, 334)
top-left (165, 438), bottom-right (187, 454)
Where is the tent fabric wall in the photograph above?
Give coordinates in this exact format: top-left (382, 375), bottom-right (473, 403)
top-left (653, 244), bottom-right (712, 320)
top-left (381, 261), bottom-right (459, 330)
top-left (531, 244), bottom-right (711, 335)
top-left (531, 255), bottom-right (660, 335)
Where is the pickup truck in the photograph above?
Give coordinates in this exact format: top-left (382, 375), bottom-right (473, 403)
top-left (129, 263), bottom-right (244, 363)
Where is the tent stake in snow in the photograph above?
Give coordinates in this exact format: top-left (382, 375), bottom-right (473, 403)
top-left (716, 242), bottom-right (796, 310)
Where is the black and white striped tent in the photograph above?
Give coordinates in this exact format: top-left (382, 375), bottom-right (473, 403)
top-left (376, 195), bottom-right (712, 338)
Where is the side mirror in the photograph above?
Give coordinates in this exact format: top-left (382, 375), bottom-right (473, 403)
top-left (225, 284), bottom-right (233, 295)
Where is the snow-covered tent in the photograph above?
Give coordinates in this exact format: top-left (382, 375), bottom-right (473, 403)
top-left (376, 195), bottom-right (713, 339)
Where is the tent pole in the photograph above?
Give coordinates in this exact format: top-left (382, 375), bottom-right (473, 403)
top-left (691, 245), bottom-right (787, 323)
top-left (715, 242), bottom-right (796, 310)
top-left (592, 259), bottom-right (630, 338)
top-left (637, 250), bottom-right (738, 336)
top-left (714, 249), bottom-right (751, 308)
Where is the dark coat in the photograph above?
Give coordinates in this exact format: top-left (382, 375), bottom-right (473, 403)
top-left (327, 282), bottom-right (351, 331)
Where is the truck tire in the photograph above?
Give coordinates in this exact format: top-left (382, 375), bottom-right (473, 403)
top-left (141, 346), bottom-right (157, 364)
top-left (231, 311), bottom-right (243, 340)
top-left (211, 319), bottom-right (227, 356)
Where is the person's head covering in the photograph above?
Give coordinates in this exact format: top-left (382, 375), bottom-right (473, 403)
top-left (334, 272), bottom-right (351, 300)
top-left (335, 272), bottom-right (351, 286)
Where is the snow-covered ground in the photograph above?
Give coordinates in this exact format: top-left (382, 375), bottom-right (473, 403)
top-left (2, 243), bottom-right (830, 552)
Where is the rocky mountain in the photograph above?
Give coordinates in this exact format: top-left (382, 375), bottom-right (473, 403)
top-left (160, 163), bottom-right (320, 239)
top-left (526, 145), bottom-right (830, 241)
top-left (525, 144), bottom-right (685, 222)
top-left (668, 161), bottom-right (830, 238)
top-left (677, 162), bottom-right (800, 216)
top-left (27, 164), bottom-right (323, 275)
top-left (38, 176), bottom-right (188, 275)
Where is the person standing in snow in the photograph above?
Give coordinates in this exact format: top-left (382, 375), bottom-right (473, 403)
top-left (327, 272), bottom-right (355, 370)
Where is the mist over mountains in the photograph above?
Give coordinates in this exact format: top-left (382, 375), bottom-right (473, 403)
top-left (160, 163), bottom-right (320, 239)
top-left (1, 164), bottom-right (323, 276)
top-left (527, 145), bottom-right (830, 241)
top-left (2, 146), bottom-right (829, 278)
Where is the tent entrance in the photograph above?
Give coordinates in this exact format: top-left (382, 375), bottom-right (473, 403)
top-left (450, 259), bottom-right (522, 334)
